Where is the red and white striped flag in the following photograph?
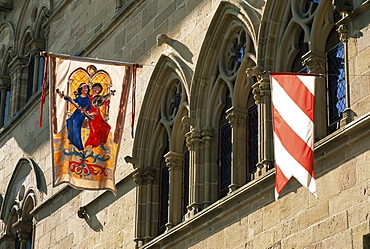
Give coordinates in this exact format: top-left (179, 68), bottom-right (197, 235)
top-left (270, 73), bottom-right (317, 200)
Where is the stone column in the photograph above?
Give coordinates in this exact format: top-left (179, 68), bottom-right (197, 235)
top-left (0, 75), bottom-right (10, 126)
top-left (302, 50), bottom-right (328, 139)
top-left (183, 120), bottom-right (202, 219)
top-left (226, 107), bottom-right (247, 192)
top-left (129, 161), bottom-right (156, 246)
top-left (248, 67), bottom-right (273, 179)
top-left (201, 126), bottom-right (213, 208)
top-left (143, 168), bottom-right (155, 242)
top-left (164, 151), bottom-right (184, 230)
top-left (132, 167), bottom-right (145, 248)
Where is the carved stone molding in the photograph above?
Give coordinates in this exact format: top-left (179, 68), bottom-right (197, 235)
top-left (132, 168), bottom-right (145, 185)
top-left (185, 126), bottom-right (202, 149)
top-left (164, 152), bottom-right (183, 171)
top-left (302, 50), bottom-right (326, 73)
top-left (157, 34), bottom-right (172, 46)
top-left (132, 168), bottom-right (156, 185)
top-left (246, 65), bottom-right (264, 81)
top-left (337, 24), bottom-right (349, 42)
top-left (226, 107), bottom-right (247, 128)
top-left (143, 168), bottom-right (156, 185)
top-left (255, 159), bottom-right (274, 179)
top-left (247, 66), bottom-right (270, 104)
top-left (124, 156), bottom-right (137, 169)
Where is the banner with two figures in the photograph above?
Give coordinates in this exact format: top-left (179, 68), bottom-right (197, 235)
top-left (45, 53), bottom-right (136, 194)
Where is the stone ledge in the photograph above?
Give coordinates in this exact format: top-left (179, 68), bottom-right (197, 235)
top-left (141, 170), bottom-right (275, 248)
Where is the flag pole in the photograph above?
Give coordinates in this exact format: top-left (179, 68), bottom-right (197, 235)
top-left (41, 51), bottom-right (143, 68)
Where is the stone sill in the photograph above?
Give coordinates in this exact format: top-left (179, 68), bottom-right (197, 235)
top-left (314, 112), bottom-right (370, 164)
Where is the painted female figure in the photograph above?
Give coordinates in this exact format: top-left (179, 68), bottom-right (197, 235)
top-left (85, 83), bottom-right (112, 148)
top-left (58, 83), bottom-right (91, 151)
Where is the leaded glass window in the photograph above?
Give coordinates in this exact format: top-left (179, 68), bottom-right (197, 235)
top-left (247, 104), bottom-right (258, 180)
top-left (327, 42), bottom-right (346, 133)
top-left (159, 155), bottom-right (169, 234)
top-left (182, 149), bottom-right (189, 219)
top-left (219, 122), bottom-right (232, 198)
top-left (26, 55), bottom-right (35, 101)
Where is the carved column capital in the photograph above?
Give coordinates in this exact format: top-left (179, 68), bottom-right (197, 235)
top-left (164, 151), bottom-right (183, 171)
top-left (302, 50), bottom-right (326, 73)
top-left (132, 167), bottom-right (156, 185)
top-left (185, 126), bottom-right (202, 149)
top-left (132, 168), bottom-right (145, 185)
top-left (246, 66), bottom-right (270, 104)
top-left (226, 107), bottom-right (248, 128)
top-left (143, 168), bottom-right (156, 184)
top-left (252, 78), bottom-right (270, 105)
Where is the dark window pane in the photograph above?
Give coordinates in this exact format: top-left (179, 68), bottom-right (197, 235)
top-left (37, 55), bottom-right (46, 90)
top-left (327, 42), bottom-right (346, 129)
top-left (219, 122), bottom-right (232, 197)
top-left (26, 55), bottom-right (35, 101)
top-left (182, 150), bottom-right (189, 218)
top-left (247, 104), bottom-right (258, 180)
top-left (159, 160), bottom-right (169, 234)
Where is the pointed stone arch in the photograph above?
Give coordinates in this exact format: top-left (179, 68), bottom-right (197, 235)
top-left (0, 157), bottom-right (45, 248)
top-left (183, 1), bottom-right (259, 215)
top-left (259, 0), bottom-right (343, 139)
top-left (130, 52), bottom-right (191, 245)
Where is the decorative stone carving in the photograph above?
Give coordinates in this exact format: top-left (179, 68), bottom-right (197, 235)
top-left (132, 168), bottom-right (145, 185)
top-left (185, 126), bottom-right (202, 149)
top-left (143, 168), bottom-right (156, 185)
top-left (165, 152), bottom-right (183, 171)
top-left (337, 24), bottom-right (349, 42)
top-left (223, 29), bottom-right (247, 78)
top-left (247, 67), bottom-right (270, 105)
top-left (132, 167), bottom-right (156, 185)
top-left (124, 155), bottom-right (137, 168)
top-left (201, 126), bottom-right (213, 145)
top-left (302, 50), bottom-right (326, 73)
top-left (157, 34), bottom-right (172, 46)
top-left (226, 107), bottom-right (247, 128)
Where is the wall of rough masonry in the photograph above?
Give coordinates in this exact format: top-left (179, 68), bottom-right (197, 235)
top-left (0, 0), bottom-right (221, 248)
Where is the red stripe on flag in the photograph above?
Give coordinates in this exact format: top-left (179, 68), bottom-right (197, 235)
top-left (271, 74), bottom-right (315, 121)
top-left (275, 163), bottom-right (290, 195)
top-left (272, 105), bottom-right (314, 173)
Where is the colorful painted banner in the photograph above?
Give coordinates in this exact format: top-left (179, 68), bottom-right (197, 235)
top-left (47, 53), bottom-right (134, 194)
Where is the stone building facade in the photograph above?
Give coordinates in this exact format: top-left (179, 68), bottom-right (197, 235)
top-left (0, 0), bottom-right (370, 248)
